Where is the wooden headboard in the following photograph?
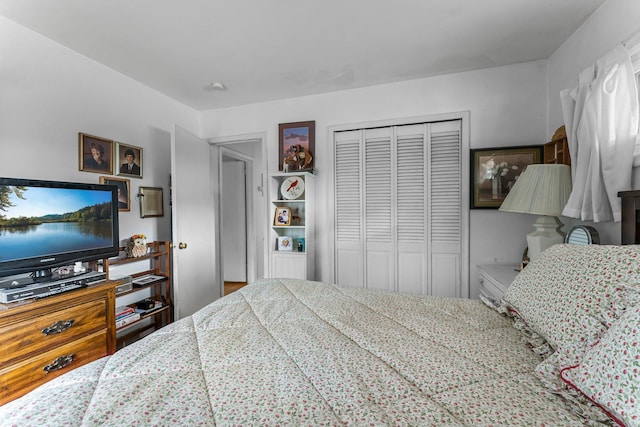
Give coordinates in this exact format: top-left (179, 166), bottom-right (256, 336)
top-left (619, 190), bottom-right (640, 244)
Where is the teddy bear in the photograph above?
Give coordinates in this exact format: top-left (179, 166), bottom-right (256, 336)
top-left (282, 144), bottom-right (312, 171)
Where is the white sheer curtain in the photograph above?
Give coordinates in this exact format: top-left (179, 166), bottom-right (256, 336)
top-left (627, 32), bottom-right (640, 165)
top-left (560, 40), bottom-right (640, 222)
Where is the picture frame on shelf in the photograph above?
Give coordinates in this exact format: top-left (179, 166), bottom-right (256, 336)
top-left (116, 142), bottom-right (143, 178)
top-left (139, 186), bottom-right (164, 218)
top-left (100, 176), bottom-right (130, 212)
top-left (277, 236), bottom-right (293, 251)
top-left (273, 206), bottom-right (292, 226)
top-left (79, 132), bottom-right (113, 174)
top-left (278, 121), bottom-right (315, 173)
top-left (470, 145), bottom-right (543, 209)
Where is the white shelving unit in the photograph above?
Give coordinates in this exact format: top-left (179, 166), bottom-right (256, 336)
top-left (268, 172), bottom-right (314, 280)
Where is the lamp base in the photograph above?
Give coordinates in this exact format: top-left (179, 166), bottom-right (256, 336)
top-left (526, 216), bottom-right (565, 261)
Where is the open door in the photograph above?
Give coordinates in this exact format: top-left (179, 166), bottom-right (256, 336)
top-left (171, 125), bottom-right (219, 319)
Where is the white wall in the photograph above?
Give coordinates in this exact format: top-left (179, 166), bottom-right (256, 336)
top-left (546, 0), bottom-right (640, 245)
top-left (6, 0), bottom-right (634, 298)
top-left (200, 60), bottom-right (548, 296)
top-left (0, 16), bottom-right (198, 251)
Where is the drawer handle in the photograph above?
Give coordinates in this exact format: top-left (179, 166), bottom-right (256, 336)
top-left (42, 319), bottom-right (75, 336)
top-left (43, 354), bottom-right (75, 373)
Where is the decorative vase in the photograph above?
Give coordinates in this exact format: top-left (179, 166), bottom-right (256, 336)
top-left (491, 178), bottom-right (502, 199)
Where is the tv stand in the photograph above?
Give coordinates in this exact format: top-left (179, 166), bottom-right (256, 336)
top-left (0, 281), bottom-right (117, 404)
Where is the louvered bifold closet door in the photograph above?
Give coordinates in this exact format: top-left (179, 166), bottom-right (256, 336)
top-left (396, 124), bottom-right (428, 294)
top-left (429, 120), bottom-right (462, 297)
top-left (335, 130), bottom-right (364, 287)
top-left (334, 119), bottom-right (462, 296)
top-left (363, 127), bottom-right (394, 291)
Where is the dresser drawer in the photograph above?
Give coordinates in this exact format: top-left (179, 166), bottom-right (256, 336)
top-left (0, 298), bottom-right (107, 366)
top-left (0, 330), bottom-right (107, 404)
top-left (479, 273), bottom-right (508, 301)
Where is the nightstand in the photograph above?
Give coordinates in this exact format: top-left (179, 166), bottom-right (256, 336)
top-left (477, 264), bottom-right (520, 309)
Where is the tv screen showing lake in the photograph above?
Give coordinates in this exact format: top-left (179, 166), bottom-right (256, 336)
top-left (0, 221), bottom-right (113, 262)
top-left (0, 185), bottom-right (115, 263)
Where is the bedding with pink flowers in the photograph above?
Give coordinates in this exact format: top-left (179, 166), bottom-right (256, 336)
top-left (1, 264), bottom-right (634, 426)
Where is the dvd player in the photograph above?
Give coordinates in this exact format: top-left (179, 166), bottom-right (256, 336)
top-left (0, 271), bottom-right (107, 303)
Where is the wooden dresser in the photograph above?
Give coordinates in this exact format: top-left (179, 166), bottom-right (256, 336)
top-left (0, 282), bottom-right (116, 404)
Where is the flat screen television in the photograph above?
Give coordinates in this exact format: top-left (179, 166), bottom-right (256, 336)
top-left (0, 177), bottom-right (120, 283)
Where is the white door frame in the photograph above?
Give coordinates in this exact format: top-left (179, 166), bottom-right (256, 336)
top-left (210, 132), bottom-right (267, 297)
top-left (219, 147), bottom-right (253, 286)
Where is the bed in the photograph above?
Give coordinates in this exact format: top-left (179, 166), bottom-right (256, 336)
top-left (1, 245), bottom-right (640, 426)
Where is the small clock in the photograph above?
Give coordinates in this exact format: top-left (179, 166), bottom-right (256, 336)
top-left (280, 176), bottom-right (305, 200)
top-left (565, 226), bottom-right (600, 245)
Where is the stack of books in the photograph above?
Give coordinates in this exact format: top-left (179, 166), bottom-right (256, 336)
top-left (115, 305), bottom-right (140, 328)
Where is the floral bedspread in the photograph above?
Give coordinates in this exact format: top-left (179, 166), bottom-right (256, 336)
top-left (0, 279), bottom-right (589, 426)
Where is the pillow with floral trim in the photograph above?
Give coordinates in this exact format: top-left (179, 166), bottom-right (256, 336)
top-left (501, 244), bottom-right (640, 355)
top-left (560, 304), bottom-right (640, 427)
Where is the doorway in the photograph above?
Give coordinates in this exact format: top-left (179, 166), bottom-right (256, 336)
top-left (214, 136), bottom-right (266, 297)
top-left (221, 154), bottom-right (248, 294)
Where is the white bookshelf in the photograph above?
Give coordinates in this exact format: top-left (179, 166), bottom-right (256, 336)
top-left (268, 172), bottom-right (314, 280)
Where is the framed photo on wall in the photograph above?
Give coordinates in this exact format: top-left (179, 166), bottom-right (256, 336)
top-left (116, 142), bottom-right (143, 178)
top-left (100, 176), bottom-right (130, 212)
top-left (79, 133), bottom-right (113, 174)
top-left (278, 121), bottom-right (315, 173)
top-left (470, 145), bottom-right (543, 209)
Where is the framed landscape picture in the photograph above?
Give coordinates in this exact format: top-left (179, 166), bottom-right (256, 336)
top-left (278, 121), bottom-right (315, 173)
top-left (470, 145), bottom-right (543, 208)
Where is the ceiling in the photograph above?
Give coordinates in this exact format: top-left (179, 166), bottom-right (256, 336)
top-left (0, 0), bottom-right (607, 111)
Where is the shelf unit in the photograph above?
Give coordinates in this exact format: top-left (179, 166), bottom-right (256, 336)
top-left (543, 125), bottom-right (570, 166)
top-left (101, 240), bottom-right (172, 349)
top-left (268, 172), bottom-right (314, 280)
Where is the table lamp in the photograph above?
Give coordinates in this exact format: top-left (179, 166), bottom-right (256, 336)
top-left (499, 164), bottom-right (572, 261)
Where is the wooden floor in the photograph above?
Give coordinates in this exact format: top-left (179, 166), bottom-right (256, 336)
top-left (224, 281), bottom-right (247, 296)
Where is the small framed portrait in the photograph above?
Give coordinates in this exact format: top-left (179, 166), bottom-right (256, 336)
top-left (470, 145), bottom-right (543, 209)
top-left (100, 176), bottom-right (130, 212)
top-left (277, 236), bottom-right (293, 251)
top-left (116, 142), bottom-right (143, 178)
top-left (79, 133), bottom-right (113, 174)
top-left (273, 206), bottom-right (292, 226)
top-left (279, 121), bottom-right (315, 173)
top-left (139, 186), bottom-right (164, 218)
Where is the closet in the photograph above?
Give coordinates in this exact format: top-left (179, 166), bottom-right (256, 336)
top-left (333, 119), bottom-right (467, 297)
